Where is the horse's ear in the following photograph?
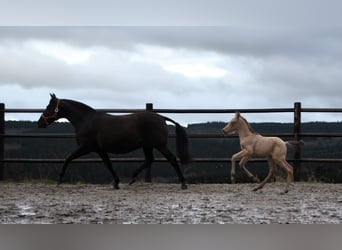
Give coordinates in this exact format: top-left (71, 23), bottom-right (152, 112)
top-left (50, 93), bottom-right (57, 100)
top-left (235, 111), bottom-right (240, 118)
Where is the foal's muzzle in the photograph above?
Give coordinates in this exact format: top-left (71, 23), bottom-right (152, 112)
top-left (222, 128), bottom-right (235, 135)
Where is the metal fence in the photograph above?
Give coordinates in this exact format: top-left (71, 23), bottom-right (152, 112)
top-left (1, 102), bottom-right (342, 181)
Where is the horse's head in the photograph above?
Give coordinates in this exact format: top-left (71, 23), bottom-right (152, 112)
top-left (37, 93), bottom-right (61, 128)
top-left (222, 112), bottom-right (241, 135)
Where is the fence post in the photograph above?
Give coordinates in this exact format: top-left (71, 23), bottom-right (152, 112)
top-left (0, 103), bottom-right (4, 180)
top-left (144, 103), bottom-right (153, 182)
top-left (293, 102), bottom-right (301, 181)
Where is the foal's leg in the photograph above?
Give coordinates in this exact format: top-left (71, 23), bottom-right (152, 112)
top-left (129, 147), bottom-right (154, 185)
top-left (239, 156), bottom-right (260, 183)
top-left (231, 150), bottom-right (247, 183)
top-left (253, 157), bottom-right (276, 191)
top-left (58, 146), bottom-right (90, 185)
top-left (158, 146), bottom-right (187, 190)
top-left (231, 150), bottom-right (259, 183)
top-left (97, 151), bottom-right (120, 190)
top-left (276, 159), bottom-right (294, 194)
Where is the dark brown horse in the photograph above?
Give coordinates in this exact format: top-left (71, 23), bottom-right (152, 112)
top-left (37, 94), bottom-right (191, 189)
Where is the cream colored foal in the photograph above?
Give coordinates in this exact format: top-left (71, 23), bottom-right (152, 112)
top-left (223, 112), bottom-right (297, 194)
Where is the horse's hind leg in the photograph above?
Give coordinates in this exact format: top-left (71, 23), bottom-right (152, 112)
top-left (158, 146), bottom-right (187, 190)
top-left (98, 151), bottom-right (120, 190)
top-left (253, 157), bottom-right (276, 191)
top-left (276, 159), bottom-right (294, 194)
top-left (129, 147), bottom-right (154, 185)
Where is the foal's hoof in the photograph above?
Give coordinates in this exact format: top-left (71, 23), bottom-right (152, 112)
top-left (181, 183), bottom-right (188, 190)
top-left (252, 186), bottom-right (261, 192)
top-left (280, 190), bottom-right (289, 195)
top-left (113, 183), bottom-right (120, 190)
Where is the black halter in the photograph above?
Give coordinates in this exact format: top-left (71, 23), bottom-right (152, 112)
top-left (40, 98), bottom-right (60, 126)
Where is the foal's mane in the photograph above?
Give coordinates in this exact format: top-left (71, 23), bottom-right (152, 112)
top-left (239, 116), bottom-right (259, 135)
top-left (63, 99), bottom-right (96, 113)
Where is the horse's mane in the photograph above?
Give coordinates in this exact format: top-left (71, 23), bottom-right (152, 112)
top-left (63, 99), bottom-right (96, 113)
top-left (239, 116), bottom-right (259, 135)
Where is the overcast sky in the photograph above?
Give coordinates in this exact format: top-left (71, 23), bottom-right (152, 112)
top-left (1, 1), bottom-right (342, 125)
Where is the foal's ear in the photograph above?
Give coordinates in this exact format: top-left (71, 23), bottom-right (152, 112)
top-left (235, 111), bottom-right (240, 118)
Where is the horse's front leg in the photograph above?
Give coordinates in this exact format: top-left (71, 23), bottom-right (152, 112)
top-left (58, 146), bottom-right (90, 185)
top-left (231, 150), bottom-right (249, 184)
top-left (98, 151), bottom-right (120, 190)
top-left (239, 155), bottom-right (260, 183)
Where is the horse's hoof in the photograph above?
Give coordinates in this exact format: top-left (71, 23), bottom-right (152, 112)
top-left (181, 183), bottom-right (188, 190)
top-left (129, 179), bottom-right (136, 185)
top-left (113, 184), bottom-right (120, 190)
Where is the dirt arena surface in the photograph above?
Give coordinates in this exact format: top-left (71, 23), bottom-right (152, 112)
top-left (0, 182), bottom-right (341, 224)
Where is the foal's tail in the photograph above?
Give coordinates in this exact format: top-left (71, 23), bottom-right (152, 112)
top-left (164, 117), bottom-right (192, 164)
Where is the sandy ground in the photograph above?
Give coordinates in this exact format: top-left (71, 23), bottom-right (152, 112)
top-left (0, 182), bottom-right (341, 224)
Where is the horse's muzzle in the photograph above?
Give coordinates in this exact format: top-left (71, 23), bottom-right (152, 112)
top-left (37, 116), bottom-right (47, 128)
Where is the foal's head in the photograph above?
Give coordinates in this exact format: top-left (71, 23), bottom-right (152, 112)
top-left (222, 112), bottom-right (242, 135)
top-left (37, 93), bottom-right (61, 128)
top-left (222, 112), bottom-right (257, 135)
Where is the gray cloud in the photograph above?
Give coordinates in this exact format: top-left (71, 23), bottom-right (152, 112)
top-left (1, 0), bottom-right (342, 27)
top-left (1, 24), bottom-right (342, 123)
top-left (2, 26), bottom-right (342, 63)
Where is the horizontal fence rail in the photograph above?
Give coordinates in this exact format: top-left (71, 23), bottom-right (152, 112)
top-left (4, 132), bottom-right (342, 139)
top-left (1, 102), bottom-right (342, 182)
top-left (3, 158), bottom-right (342, 164)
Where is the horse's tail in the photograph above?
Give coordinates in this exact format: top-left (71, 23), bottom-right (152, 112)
top-left (286, 140), bottom-right (304, 146)
top-left (164, 117), bottom-right (191, 164)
